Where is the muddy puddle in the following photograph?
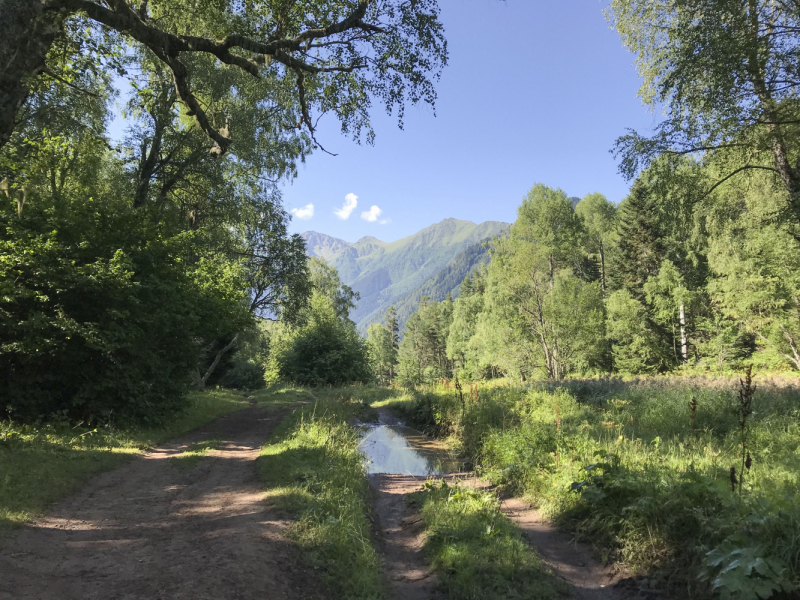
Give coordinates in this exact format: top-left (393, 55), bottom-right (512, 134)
top-left (358, 410), bottom-right (462, 476)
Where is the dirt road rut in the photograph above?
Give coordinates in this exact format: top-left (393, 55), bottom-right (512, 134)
top-left (0, 405), bottom-right (323, 600)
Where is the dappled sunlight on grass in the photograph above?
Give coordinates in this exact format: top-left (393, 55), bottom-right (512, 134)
top-left (396, 376), bottom-right (800, 598)
top-left (258, 393), bottom-right (383, 600)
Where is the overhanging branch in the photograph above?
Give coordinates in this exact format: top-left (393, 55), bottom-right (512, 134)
top-left (47, 0), bottom-right (379, 154)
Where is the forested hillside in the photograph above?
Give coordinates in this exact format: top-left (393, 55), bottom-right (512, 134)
top-left (379, 173), bottom-right (800, 385)
top-left (301, 218), bottom-right (509, 332)
top-left (373, 238), bottom-right (498, 333)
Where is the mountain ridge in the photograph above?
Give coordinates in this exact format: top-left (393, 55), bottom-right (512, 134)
top-left (301, 218), bottom-right (510, 332)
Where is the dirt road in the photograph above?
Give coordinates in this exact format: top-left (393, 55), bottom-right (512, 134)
top-left (0, 405), bottom-right (324, 600)
top-left (369, 474), bottom-right (441, 600)
top-left (500, 498), bottom-right (624, 600)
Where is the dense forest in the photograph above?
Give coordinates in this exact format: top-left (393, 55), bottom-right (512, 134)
top-left (0, 0), bottom-right (446, 422)
top-left (362, 0), bottom-right (800, 387)
top-left (367, 167), bottom-right (799, 385)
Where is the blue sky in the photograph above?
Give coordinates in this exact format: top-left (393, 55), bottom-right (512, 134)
top-left (282, 0), bottom-right (661, 242)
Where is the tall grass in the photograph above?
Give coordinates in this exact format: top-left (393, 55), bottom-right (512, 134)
top-left (258, 388), bottom-right (383, 599)
top-left (412, 480), bottom-right (563, 600)
top-left (389, 376), bottom-right (800, 599)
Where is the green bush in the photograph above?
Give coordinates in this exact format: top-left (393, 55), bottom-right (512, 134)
top-left (266, 294), bottom-right (372, 386)
top-left (0, 191), bottom-right (249, 424)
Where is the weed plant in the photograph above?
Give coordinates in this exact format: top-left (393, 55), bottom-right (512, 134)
top-left (0, 390), bottom-right (251, 530)
top-left (387, 376), bottom-right (800, 599)
top-left (412, 480), bottom-right (563, 600)
top-left (258, 389), bottom-right (383, 599)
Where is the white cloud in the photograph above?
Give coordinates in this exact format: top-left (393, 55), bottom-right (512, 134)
top-left (290, 203), bottom-right (314, 220)
top-left (334, 193), bottom-right (358, 220)
top-left (379, 219), bottom-right (390, 225)
top-left (361, 205), bottom-right (383, 222)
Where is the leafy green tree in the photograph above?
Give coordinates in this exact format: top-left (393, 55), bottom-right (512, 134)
top-left (1, 0), bottom-right (448, 158)
top-left (644, 259), bottom-right (699, 365)
top-left (609, 0), bottom-right (800, 227)
top-left (308, 257), bottom-right (359, 320)
top-left (482, 185), bottom-right (605, 379)
top-left (0, 170), bottom-right (250, 422)
top-left (707, 174), bottom-right (800, 370)
top-left (0, 38), bottom-right (313, 417)
top-left (266, 293), bottom-right (371, 386)
top-left (385, 305), bottom-right (400, 381)
top-left (265, 257), bottom-right (370, 385)
top-left (396, 297), bottom-right (452, 386)
top-left (515, 183), bottom-right (587, 285)
top-left (447, 270), bottom-right (488, 379)
top-left (576, 193), bottom-right (616, 297)
top-left (366, 323), bottom-right (394, 385)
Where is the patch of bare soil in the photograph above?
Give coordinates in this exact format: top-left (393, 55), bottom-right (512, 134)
top-left (369, 474), bottom-right (441, 600)
top-left (500, 498), bottom-right (626, 600)
top-left (0, 405), bottom-right (326, 600)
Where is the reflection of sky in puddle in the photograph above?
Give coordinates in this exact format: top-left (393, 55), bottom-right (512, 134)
top-left (358, 425), bottom-right (461, 476)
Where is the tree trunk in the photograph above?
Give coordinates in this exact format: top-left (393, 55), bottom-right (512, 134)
top-left (779, 324), bottom-right (800, 371)
top-left (745, 0), bottom-right (800, 227)
top-left (679, 301), bottom-right (688, 364)
top-left (0, 0), bottom-right (63, 150)
top-left (196, 333), bottom-right (240, 390)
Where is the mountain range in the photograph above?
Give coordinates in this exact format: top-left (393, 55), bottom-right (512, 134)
top-left (302, 218), bottom-right (510, 333)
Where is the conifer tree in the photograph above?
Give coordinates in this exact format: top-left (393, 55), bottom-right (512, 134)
top-left (384, 306), bottom-right (400, 383)
top-left (609, 181), bottom-right (665, 300)
top-left (607, 181), bottom-right (674, 370)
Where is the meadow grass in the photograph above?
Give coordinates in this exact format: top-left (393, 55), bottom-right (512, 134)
top-left (0, 389), bottom-right (251, 530)
top-left (388, 375), bottom-right (800, 599)
top-left (257, 386), bottom-right (383, 599)
top-left (411, 479), bottom-right (564, 600)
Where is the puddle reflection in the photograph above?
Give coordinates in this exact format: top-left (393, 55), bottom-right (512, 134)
top-left (358, 425), bottom-right (462, 476)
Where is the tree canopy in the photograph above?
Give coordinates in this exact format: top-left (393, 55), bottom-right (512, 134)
top-left (1, 0), bottom-right (448, 158)
top-left (609, 0), bottom-right (800, 227)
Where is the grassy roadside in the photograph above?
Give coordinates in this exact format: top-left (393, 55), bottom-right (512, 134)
top-left (0, 389), bottom-right (251, 530)
top-left (387, 376), bottom-right (800, 599)
top-left (411, 479), bottom-right (564, 600)
top-left (257, 387), bottom-right (383, 600)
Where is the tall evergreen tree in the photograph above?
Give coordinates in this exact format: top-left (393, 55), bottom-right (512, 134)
top-left (607, 181), bottom-right (674, 371)
top-left (385, 306), bottom-right (400, 382)
top-left (609, 181), bottom-right (665, 300)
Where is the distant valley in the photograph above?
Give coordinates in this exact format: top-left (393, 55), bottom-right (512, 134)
top-left (302, 218), bottom-right (510, 333)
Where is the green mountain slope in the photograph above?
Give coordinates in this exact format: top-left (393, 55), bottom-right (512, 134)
top-left (362, 239), bottom-right (493, 333)
top-left (301, 218), bottom-right (509, 332)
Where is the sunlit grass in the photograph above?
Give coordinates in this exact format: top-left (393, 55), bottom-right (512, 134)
top-left (0, 389), bottom-right (250, 530)
top-left (168, 437), bottom-right (223, 468)
top-left (412, 479), bottom-right (563, 600)
top-left (394, 375), bottom-right (800, 598)
top-left (258, 389), bottom-right (383, 599)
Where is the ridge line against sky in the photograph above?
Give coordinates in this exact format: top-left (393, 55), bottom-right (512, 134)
top-left (282, 0), bottom-right (660, 242)
top-left (301, 217), bottom-right (513, 247)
